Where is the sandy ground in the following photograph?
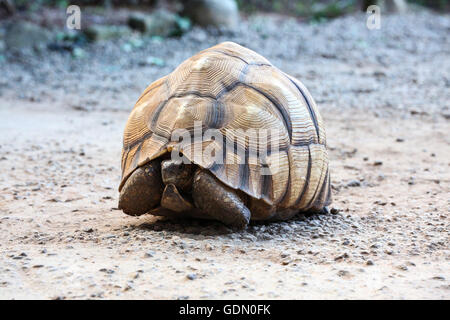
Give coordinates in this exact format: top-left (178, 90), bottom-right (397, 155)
top-left (0, 11), bottom-right (449, 299)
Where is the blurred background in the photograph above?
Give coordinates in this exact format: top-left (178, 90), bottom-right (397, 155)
top-left (0, 0), bottom-right (448, 114)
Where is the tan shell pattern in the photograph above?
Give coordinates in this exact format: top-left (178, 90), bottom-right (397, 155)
top-left (120, 42), bottom-right (331, 211)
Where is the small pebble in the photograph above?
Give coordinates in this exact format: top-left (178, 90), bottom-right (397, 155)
top-left (186, 274), bottom-right (197, 280)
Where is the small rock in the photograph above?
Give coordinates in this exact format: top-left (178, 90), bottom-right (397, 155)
top-left (124, 282), bottom-right (134, 291)
top-left (186, 273), bottom-right (197, 280)
top-left (84, 25), bottom-right (132, 42)
top-left (440, 111), bottom-right (450, 120)
top-left (334, 253), bottom-right (349, 261)
top-left (337, 270), bottom-right (350, 277)
top-left (182, 0), bottom-right (239, 29)
top-left (346, 180), bottom-right (361, 187)
top-left (5, 22), bottom-right (52, 51)
top-left (139, 56), bottom-right (165, 67)
top-left (99, 268), bottom-right (115, 274)
top-left (330, 207), bottom-right (340, 214)
top-left (72, 47), bottom-right (85, 59)
top-left (383, 0), bottom-right (408, 13)
top-left (397, 265), bottom-right (408, 271)
top-left (128, 9), bottom-right (182, 37)
top-left (373, 71), bottom-right (386, 77)
top-left (410, 109), bottom-right (428, 116)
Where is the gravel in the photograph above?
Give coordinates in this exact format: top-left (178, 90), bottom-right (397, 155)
top-left (0, 11), bottom-right (448, 117)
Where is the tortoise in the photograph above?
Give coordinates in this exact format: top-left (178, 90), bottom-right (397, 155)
top-left (118, 41), bottom-right (331, 229)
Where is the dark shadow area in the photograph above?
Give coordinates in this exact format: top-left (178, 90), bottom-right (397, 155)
top-left (132, 210), bottom-right (340, 238)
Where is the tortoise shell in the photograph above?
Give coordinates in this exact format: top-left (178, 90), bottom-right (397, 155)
top-left (120, 41), bottom-right (331, 212)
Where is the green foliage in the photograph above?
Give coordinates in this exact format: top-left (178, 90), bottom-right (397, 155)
top-left (13, 0), bottom-right (68, 10)
top-left (311, 0), bottom-right (355, 20)
top-left (170, 16), bottom-right (191, 37)
top-left (407, 0), bottom-right (449, 11)
top-left (71, 46), bottom-right (85, 58)
top-left (146, 56), bottom-right (165, 67)
top-left (13, 0), bottom-right (158, 8)
top-left (10, 0), bottom-right (450, 17)
top-left (236, 0), bottom-right (359, 19)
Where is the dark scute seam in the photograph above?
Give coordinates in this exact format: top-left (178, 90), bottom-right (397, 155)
top-left (276, 151), bottom-right (291, 206)
top-left (150, 101), bottom-right (168, 133)
top-left (291, 137), bottom-right (319, 147)
top-left (149, 91), bottom-right (217, 139)
top-left (286, 76), bottom-right (320, 141)
top-left (318, 169), bottom-right (331, 208)
top-left (294, 146), bottom-right (312, 208)
top-left (149, 78), bottom-right (292, 143)
top-left (260, 165), bottom-right (273, 203)
top-left (209, 49), bottom-right (271, 68)
top-left (217, 81), bottom-right (293, 141)
top-left (121, 148), bottom-right (131, 172)
top-left (324, 172), bottom-right (332, 206)
top-left (135, 81), bottom-right (165, 105)
top-left (238, 144), bottom-right (250, 192)
top-left (216, 63), bottom-right (249, 98)
top-left (123, 131), bottom-right (152, 150)
top-left (239, 64), bottom-right (250, 83)
top-left (241, 83), bottom-right (292, 141)
top-left (170, 91), bottom-right (216, 100)
top-left (131, 143), bottom-right (143, 170)
top-left (307, 166), bottom-right (327, 210)
top-left (216, 62), bottom-right (292, 141)
top-left (208, 100), bottom-right (225, 129)
top-left (209, 162), bottom-right (222, 174)
top-left (217, 80), bottom-right (239, 99)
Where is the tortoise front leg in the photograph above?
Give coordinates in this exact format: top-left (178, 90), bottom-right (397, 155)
top-left (118, 160), bottom-right (164, 216)
top-left (192, 169), bottom-right (250, 229)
